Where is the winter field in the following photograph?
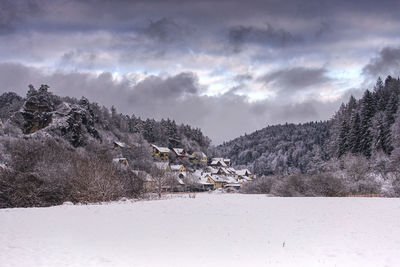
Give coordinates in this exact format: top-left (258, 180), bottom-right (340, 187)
top-left (1, 194), bottom-right (399, 267)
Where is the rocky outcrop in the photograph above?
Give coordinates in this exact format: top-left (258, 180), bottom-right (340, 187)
top-left (21, 85), bottom-right (55, 134)
top-left (10, 85), bottom-right (101, 147)
top-left (60, 97), bottom-right (100, 147)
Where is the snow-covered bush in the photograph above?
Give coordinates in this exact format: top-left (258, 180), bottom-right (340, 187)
top-left (240, 175), bottom-right (275, 194)
top-left (0, 136), bottom-right (145, 208)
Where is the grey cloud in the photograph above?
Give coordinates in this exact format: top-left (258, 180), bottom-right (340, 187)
top-left (228, 24), bottom-right (301, 52)
top-left (233, 73), bottom-right (253, 82)
top-left (59, 50), bottom-right (99, 69)
top-left (0, 63), bottom-right (351, 144)
top-left (132, 72), bottom-right (199, 100)
top-left (362, 46), bottom-right (400, 78)
top-left (260, 67), bottom-right (332, 93)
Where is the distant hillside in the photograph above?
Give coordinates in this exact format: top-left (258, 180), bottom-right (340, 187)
top-left (217, 76), bottom-right (400, 175)
top-left (216, 121), bottom-right (331, 175)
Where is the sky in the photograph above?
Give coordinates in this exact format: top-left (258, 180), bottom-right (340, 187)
top-left (2, 0), bottom-right (400, 144)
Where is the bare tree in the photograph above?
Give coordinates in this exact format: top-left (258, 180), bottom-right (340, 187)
top-left (150, 164), bottom-right (174, 198)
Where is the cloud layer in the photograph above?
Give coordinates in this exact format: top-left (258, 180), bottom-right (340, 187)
top-left (1, 0), bottom-right (400, 143)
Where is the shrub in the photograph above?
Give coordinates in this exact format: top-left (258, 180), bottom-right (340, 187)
top-left (240, 175), bottom-right (275, 194)
top-left (308, 173), bottom-right (346, 196)
top-left (0, 136), bottom-right (144, 208)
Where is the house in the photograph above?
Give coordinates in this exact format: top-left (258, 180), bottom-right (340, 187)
top-left (170, 164), bottom-right (186, 172)
top-left (174, 176), bottom-right (186, 191)
top-left (236, 169), bottom-right (253, 179)
top-left (224, 183), bottom-right (241, 190)
top-left (191, 151), bottom-right (208, 163)
top-left (210, 158), bottom-right (231, 167)
top-left (113, 158), bottom-right (129, 168)
top-left (171, 148), bottom-right (186, 159)
top-left (210, 158), bottom-right (228, 167)
top-left (207, 175), bottom-right (229, 189)
top-left (151, 144), bottom-right (170, 160)
top-left (113, 141), bottom-right (139, 149)
top-left (132, 170), bottom-right (155, 192)
top-left (196, 172), bottom-right (215, 191)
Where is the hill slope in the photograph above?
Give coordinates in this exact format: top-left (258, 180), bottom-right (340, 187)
top-left (217, 76), bottom-right (400, 175)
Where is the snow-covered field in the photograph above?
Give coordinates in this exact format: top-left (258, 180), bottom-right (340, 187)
top-left (1, 194), bottom-right (399, 267)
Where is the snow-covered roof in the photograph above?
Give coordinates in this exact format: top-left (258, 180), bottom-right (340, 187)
top-left (172, 148), bottom-right (185, 156)
top-left (236, 169), bottom-right (252, 176)
top-left (113, 157), bottom-right (128, 163)
top-left (151, 144), bottom-right (170, 153)
top-left (209, 175), bottom-right (231, 183)
top-left (211, 160), bottom-right (227, 167)
top-left (226, 167), bottom-right (237, 174)
top-left (192, 171), bottom-right (213, 185)
top-left (193, 151), bottom-right (207, 158)
top-left (218, 168), bottom-right (230, 175)
top-left (208, 167), bottom-right (219, 174)
top-left (114, 141), bottom-right (127, 148)
top-left (170, 164), bottom-right (184, 171)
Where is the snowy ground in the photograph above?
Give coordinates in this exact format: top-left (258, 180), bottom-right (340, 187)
top-left (1, 194), bottom-right (399, 267)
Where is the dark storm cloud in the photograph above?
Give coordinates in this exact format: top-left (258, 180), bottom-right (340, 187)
top-left (362, 47), bottom-right (400, 78)
top-left (132, 72), bottom-right (199, 99)
top-left (228, 24), bottom-right (301, 52)
top-left (260, 67), bottom-right (332, 93)
top-left (142, 18), bottom-right (190, 43)
top-left (0, 0), bottom-right (42, 34)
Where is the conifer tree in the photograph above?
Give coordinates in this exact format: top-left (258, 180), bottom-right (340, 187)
top-left (359, 90), bottom-right (375, 158)
top-left (338, 120), bottom-right (350, 157)
top-left (348, 112), bottom-right (361, 154)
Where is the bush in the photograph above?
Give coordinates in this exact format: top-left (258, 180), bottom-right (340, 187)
top-left (241, 173), bottom-right (347, 197)
top-left (272, 174), bottom-right (310, 197)
top-left (0, 136), bottom-right (144, 208)
top-left (308, 173), bottom-right (346, 196)
top-left (240, 175), bottom-right (275, 194)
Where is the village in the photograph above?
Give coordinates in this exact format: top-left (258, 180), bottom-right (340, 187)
top-left (112, 141), bottom-right (254, 193)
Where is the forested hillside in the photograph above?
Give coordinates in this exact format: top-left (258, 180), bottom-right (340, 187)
top-left (217, 122), bottom-right (331, 175)
top-left (218, 76), bottom-right (400, 176)
top-left (0, 85), bottom-right (211, 154)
